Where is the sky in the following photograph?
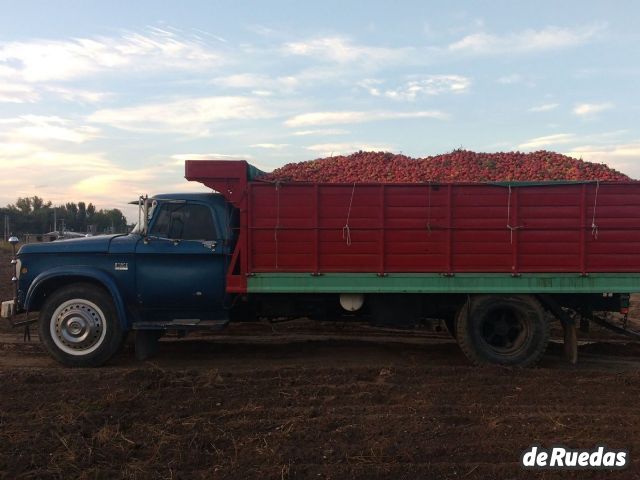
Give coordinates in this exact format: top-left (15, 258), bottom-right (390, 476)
top-left (1, 0), bottom-right (639, 220)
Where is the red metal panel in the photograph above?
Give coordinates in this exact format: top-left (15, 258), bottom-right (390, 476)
top-left (511, 187), bottom-right (519, 274)
top-left (246, 182), bottom-right (253, 280)
top-left (248, 180), bottom-right (640, 275)
top-left (580, 184), bottom-right (587, 274)
top-left (185, 160), bottom-right (248, 207)
top-left (313, 184), bottom-right (319, 274)
top-left (447, 185), bottom-right (453, 274)
top-left (184, 161), bottom-right (640, 279)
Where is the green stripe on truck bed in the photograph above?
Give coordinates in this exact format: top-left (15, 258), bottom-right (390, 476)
top-left (247, 272), bottom-right (640, 294)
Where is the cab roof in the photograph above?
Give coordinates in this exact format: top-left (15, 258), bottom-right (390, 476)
top-left (151, 192), bottom-right (223, 202)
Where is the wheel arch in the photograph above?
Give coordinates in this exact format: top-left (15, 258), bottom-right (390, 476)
top-left (25, 267), bottom-right (130, 329)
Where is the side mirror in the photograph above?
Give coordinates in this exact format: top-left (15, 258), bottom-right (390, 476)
top-left (135, 195), bottom-right (151, 237)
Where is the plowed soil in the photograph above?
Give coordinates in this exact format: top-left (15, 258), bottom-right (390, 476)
top-left (2, 248), bottom-right (640, 479)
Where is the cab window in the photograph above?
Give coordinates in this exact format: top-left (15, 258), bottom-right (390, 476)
top-left (149, 203), bottom-right (217, 240)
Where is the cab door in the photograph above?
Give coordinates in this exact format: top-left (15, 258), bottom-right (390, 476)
top-left (135, 201), bottom-right (227, 321)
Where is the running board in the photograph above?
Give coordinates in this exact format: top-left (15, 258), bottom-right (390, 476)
top-left (132, 319), bottom-right (229, 330)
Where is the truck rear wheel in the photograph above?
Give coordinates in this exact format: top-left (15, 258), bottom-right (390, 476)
top-left (39, 283), bottom-right (124, 367)
top-left (456, 295), bottom-right (549, 366)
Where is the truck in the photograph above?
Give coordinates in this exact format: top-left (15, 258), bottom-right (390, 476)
top-left (2, 160), bottom-right (639, 367)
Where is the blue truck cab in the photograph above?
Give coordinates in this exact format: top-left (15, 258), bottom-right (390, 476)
top-left (2, 192), bottom-right (235, 366)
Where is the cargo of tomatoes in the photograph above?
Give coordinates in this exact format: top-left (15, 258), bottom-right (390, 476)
top-left (260, 150), bottom-right (631, 183)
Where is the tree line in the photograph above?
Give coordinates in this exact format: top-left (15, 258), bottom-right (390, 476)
top-left (1, 196), bottom-right (129, 235)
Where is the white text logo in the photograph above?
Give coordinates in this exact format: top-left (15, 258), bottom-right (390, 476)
top-left (521, 445), bottom-right (627, 469)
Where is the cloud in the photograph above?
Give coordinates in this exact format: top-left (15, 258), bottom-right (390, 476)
top-left (245, 24), bottom-right (279, 37)
top-left (518, 130), bottom-right (632, 151)
top-left (44, 86), bottom-right (111, 103)
top-left (170, 153), bottom-right (275, 172)
top-left (71, 170), bottom-right (153, 198)
top-left (213, 73), bottom-right (270, 88)
top-left (364, 75), bottom-right (471, 100)
top-left (0, 115), bottom-right (100, 143)
top-left (0, 141), bottom-right (155, 214)
top-left (448, 24), bottom-right (603, 55)
top-left (0, 83), bottom-right (109, 104)
top-left (496, 74), bottom-right (522, 84)
top-left (529, 103), bottom-right (559, 112)
top-left (283, 36), bottom-right (411, 65)
top-left (284, 110), bottom-right (447, 127)
top-left (292, 129), bottom-right (349, 136)
top-left (250, 143), bottom-right (289, 149)
top-left (217, 65), bottom-right (380, 96)
top-left (565, 143), bottom-right (640, 159)
top-left (89, 96), bottom-right (275, 135)
top-left (564, 142), bottom-right (640, 178)
top-left (0, 83), bottom-right (39, 103)
top-left (0, 142), bottom-right (240, 218)
top-left (518, 133), bottom-right (576, 149)
top-left (306, 142), bottom-right (394, 156)
top-left (212, 73), bottom-right (299, 91)
top-left (0, 27), bottom-right (223, 83)
top-left (573, 102), bottom-right (613, 116)
top-left (497, 74), bottom-right (521, 84)
top-left (170, 153), bottom-right (253, 162)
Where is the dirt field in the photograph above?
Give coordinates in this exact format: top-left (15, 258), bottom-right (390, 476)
top-left (2, 247), bottom-right (640, 479)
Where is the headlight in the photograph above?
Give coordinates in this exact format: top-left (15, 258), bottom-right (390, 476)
top-left (15, 259), bottom-right (22, 279)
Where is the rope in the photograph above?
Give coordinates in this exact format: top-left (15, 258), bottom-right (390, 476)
top-left (591, 180), bottom-right (600, 240)
top-left (343, 183), bottom-right (356, 246)
top-left (274, 182), bottom-right (281, 268)
top-left (506, 185), bottom-right (522, 244)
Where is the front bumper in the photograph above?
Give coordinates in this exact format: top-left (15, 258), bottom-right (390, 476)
top-left (2, 299), bottom-right (35, 329)
top-left (1, 300), bottom-right (15, 319)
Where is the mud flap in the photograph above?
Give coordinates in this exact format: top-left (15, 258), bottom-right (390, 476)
top-left (563, 322), bottom-right (578, 365)
top-left (537, 295), bottom-right (578, 365)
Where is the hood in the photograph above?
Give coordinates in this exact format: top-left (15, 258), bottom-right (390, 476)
top-left (18, 234), bottom-right (125, 255)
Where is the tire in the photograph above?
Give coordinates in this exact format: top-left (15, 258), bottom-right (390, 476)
top-left (456, 295), bottom-right (549, 367)
top-left (39, 283), bottom-right (124, 367)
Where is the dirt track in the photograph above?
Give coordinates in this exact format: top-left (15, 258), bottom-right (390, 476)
top-left (2, 249), bottom-right (640, 479)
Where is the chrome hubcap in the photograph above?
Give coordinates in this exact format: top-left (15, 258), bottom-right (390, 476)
top-left (50, 299), bottom-right (107, 355)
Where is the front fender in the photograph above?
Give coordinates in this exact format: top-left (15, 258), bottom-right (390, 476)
top-left (25, 266), bottom-right (131, 329)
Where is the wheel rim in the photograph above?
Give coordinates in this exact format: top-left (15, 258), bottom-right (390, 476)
top-left (479, 307), bottom-right (531, 356)
top-left (50, 299), bottom-right (107, 356)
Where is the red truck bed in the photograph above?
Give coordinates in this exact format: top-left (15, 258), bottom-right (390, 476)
top-left (186, 160), bottom-right (640, 293)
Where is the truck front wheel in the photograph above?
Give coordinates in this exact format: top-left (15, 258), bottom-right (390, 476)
top-left (456, 295), bottom-right (549, 367)
top-left (39, 283), bottom-right (124, 367)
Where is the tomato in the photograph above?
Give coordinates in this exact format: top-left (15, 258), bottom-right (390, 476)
top-left (260, 150), bottom-right (631, 183)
